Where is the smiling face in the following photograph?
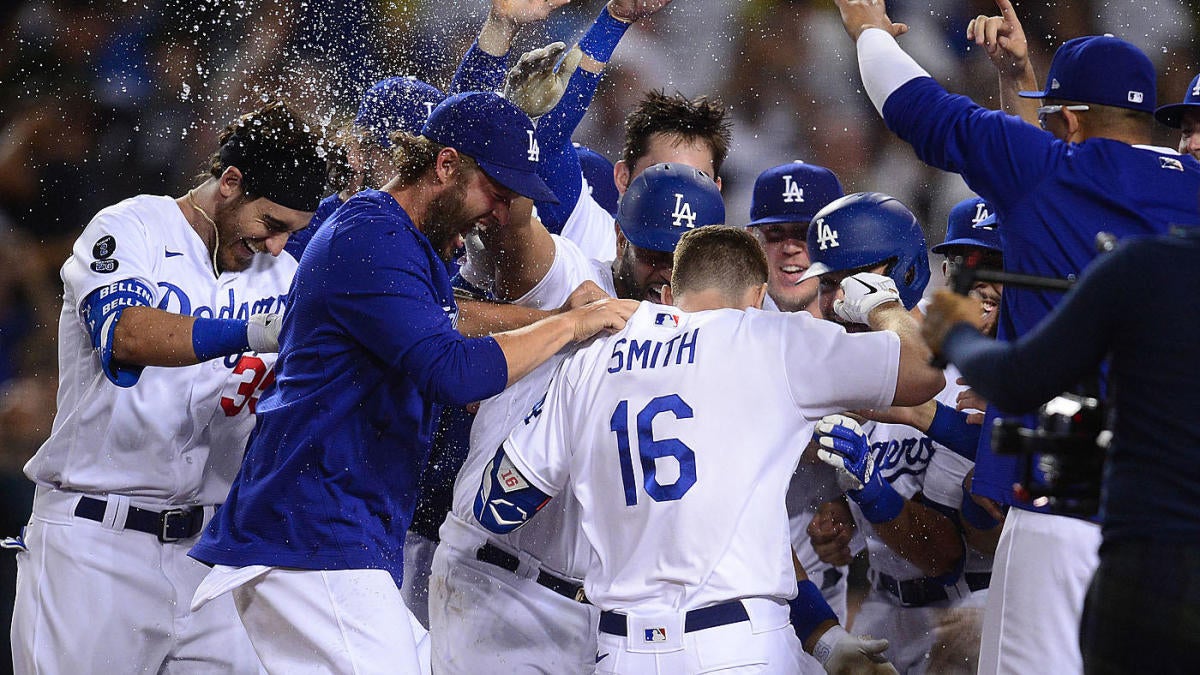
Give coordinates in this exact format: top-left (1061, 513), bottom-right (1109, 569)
top-left (750, 221), bottom-right (816, 312)
top-left (212, 194), bottom-right (312, 273)
top-left (1180, 109), bottom-right (1200, 161)
top-left (423, 161), bottom-right (516, 261)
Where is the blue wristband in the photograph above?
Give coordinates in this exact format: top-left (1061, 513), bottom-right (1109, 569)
top-left (849, 473), bottom-right (905, 524)
top-left (578, 7), bottom-right (631, 63)
top-left (960, 492), bottom-right (1001, 530)
top-left (789, 580), bottom-right (837, 642)
top-left (927, 402), bottom-right (981, 460)
top-left (192, 317), bottom-right (250, 362)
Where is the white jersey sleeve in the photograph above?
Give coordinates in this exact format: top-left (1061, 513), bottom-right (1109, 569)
top-left (558, 191), bottom-right (617, 263)
top-left (516, 234), bottom-right (614, 310)
top-left (501, 365), bottom-right (577, 498)
top-left (771, 310), bottom-right (901, 417)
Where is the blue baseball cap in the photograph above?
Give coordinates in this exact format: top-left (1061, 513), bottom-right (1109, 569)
top-left (574, 143), bottom-right (619, 216)
top-left (747, 161), bottom-right (844, 227)
top-left (1155, 73), bottom-right (1200, 129)
top-left (355, 77), bottom-right (446, 148)
top-left (932, 197), bottom-right (1001, 254)
top-left (616, 163), bottom-right (724, 252)
top-left (421, 92), bottom-right (558, 204)
top-left (1018, 35), bottom-right (1155, 113)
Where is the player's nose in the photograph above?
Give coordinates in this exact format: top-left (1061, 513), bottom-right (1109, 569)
top-left (263, 232), bottom-right (288, 256)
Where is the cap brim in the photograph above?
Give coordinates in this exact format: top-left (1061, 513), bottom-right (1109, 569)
top-left (797, 261), bottom-right (832, 282)
top-left (1154, 102), bottom-right (1200, 129)
top-left (1017, 90), bottom-right (1048, 99)
top-left (931, 238), bottom-right (1002, 254)
top-left (476, 159), bottom-right (560, 204)
top-left (746, 214), bottom-right (814, 228)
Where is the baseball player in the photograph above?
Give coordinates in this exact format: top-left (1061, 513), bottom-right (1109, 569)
top-left (743, 160), bottom-right (852, 622)
top-left (1154, 72), bottom-right (1200, 160)
top-left (799, 193), bottom-right (995, 674)
top-left (746, 161), bottom-right (845, 314)
top-left (9, 101), bottom-right (329, 673)
top-left (829, 1), bottom-right (1200, 670)
top-left (476, 224), bottom-right (945, 673)
top-left (188, 92), bottom-right (635, 675)
top-left (429, 164), bottom-right (724, 673)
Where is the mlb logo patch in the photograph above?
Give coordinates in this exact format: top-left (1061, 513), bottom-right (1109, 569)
top-left (655, 312), bottom-right (680, 327)
top-left (1128, 91), bottom-right (1144, 104)
top-left (644, 627), bottom-right (668, 642)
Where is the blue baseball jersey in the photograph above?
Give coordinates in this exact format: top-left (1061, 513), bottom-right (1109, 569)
top-left (882, 77), bottom-right (1200, 504)
top-left (283, 192), bottom-right (343, 261)
top-left (190, 190), bottom-right (508, 584)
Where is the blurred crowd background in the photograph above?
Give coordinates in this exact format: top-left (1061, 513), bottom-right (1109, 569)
top-left (1, 0), bottom-right (1197, 669)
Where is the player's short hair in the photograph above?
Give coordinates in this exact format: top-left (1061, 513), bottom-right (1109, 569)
top-left (623, 91), bottom-right (732, 177)
top-left (671, 226), bottom-right (767, 302)
top-left (387, 131), bottom-right (479, 188)
top-left (203, 101), bottom-right (330, 211)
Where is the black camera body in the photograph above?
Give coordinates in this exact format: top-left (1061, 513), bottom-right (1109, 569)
top-left (991, 393), bottom-right (1108, 516)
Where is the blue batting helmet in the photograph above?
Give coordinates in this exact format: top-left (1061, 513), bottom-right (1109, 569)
top-left (799, 192), bottom-right (930, 309)
top-left (931, 197), bottom-right (1001, 254)
top-left (616, 163), bottom-right (725, 252)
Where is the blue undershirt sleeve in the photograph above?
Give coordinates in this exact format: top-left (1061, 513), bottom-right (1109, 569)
top-left (450, 40), bottom-right (509, 94)
top-left (533, 68), bottom-right (602, 231)
top-left (926, 402), bottom-right (982, 460)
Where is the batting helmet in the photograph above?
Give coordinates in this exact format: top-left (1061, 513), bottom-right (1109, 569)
top-left (616, 163), bottom-right (725, 252)
top-left (355, 76), bottom-right (446, 148)
top-left (931, 196), bottom-right (1001, 254)
top-left (799, 192), bottom-right (930, 309)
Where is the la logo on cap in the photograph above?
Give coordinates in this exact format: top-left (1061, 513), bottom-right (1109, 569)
top-left (671, 193), bottom-right (697, 228)
top-left (1051, 78), bottom-right (1060, 90)
top-left (526, 130), bottom-right (540, 163)
top-left (781, 175), bottom-right (805, 203)
top-left (971, 203), bottom-right (990, 224)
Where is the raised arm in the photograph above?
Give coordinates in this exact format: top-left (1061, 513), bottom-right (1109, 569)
top-left (450, 0), bottom-right (572, 93)
top-left (966, 0), bottom-right (1040, 124)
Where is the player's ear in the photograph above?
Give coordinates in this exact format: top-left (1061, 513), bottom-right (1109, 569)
top-left (434, 147), bottom-right (460, 184)
top-left (661, 284), bottom-right (674, 306)
top-left (614, 226), bottom-right (628, 259)
top-left (941, 260), bottom-right (950, 278)
top-left (614, 160), bottom-right (631, 195)
top-left (752, 283), bottom-right (767, 309)
top-left (218, 166), bottom-right (245, 200)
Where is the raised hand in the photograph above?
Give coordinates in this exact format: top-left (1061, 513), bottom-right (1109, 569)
top-left (966, 0), bottom-right (1030, 79)
top-left (606, 0), bottom-right (675, 23)
top-left (831, 0), bottom-right (908, 41)
top-left (491, 0), bottom-right (573, 25)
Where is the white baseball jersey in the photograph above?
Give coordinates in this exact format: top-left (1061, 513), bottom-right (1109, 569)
top-left (501, 302), bottom-right (901, 612)
top-left (24, 194), bottom-right (294, 505)
top-left (850, 372), bottom-right (995, 579)
top-left (559, 189), bottom-right (618, 263)
top-left (448, 233), bottom-right (613, 577)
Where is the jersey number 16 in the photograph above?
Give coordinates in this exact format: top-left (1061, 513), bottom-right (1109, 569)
top-left (609, 394), bottom-right (697, 506)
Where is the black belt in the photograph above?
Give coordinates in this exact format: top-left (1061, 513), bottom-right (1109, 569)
top-left (876, 571), bottom-right (991, 607)
top-left (821, 567), bottom-right (844, 591)
top-left (74, 496), bottom-right (206, 543)
top-left (599, 600), bottom-right (750, 637)
top-left (475, 542), bottom-right (588, 603)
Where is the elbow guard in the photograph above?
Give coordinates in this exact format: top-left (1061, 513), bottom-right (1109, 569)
top-left (473, 447), bottom-right (552, 534)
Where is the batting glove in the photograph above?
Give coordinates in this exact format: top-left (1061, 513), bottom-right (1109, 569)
top-left (502, 42), bottom-right (584, 118)
top-left (815, 414), bottom-right (873, 491)
top-left (833, 272), bottom-right (901, 326)
top-left (814, 625), bottom-right (897, 675)
top-left (247, 313), bottom-right (283, 353)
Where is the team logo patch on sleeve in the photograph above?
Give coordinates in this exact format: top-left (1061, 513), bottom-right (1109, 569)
top-left (644, 628), bottom-right (668, 642)
top-left (92, 235), bottom-right (116, 260)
